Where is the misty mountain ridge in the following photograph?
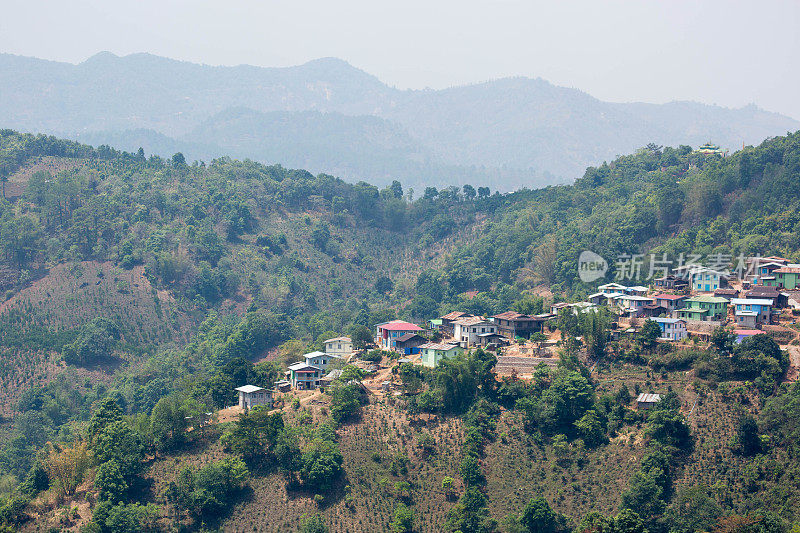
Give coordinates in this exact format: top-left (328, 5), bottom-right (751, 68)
top-left (1, 51), bottom-right (797, 189)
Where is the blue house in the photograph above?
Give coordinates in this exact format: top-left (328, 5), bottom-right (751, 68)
top-left (651, 318), bottom-right (688, 341)
top-left (731, 298), bottom-right (773, 327)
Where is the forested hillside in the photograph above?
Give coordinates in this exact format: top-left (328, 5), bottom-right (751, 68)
top-left (2, 130), bottom-right (800, 532)
top-left (421, 133), bottom-right (800, 313)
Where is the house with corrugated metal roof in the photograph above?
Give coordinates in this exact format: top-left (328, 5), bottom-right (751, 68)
top-left (418, 342), bottom-right (463, 367)
top-left (236, 385), bottom-right (273, 410)
top-left (453, 316), bottom-right (497, 348)
top-left (636, 393), bottom-right (661, 409)
top-left (652, 317), bottom-right (688, 341)
top-left (323, 336), bottom-right (352, 356)
top-left (491, 311), bottom-right (546, 339)
top-left (375, 320), bottom-right (423, 350)
top-left (676, 295), bottom-right (728, 321)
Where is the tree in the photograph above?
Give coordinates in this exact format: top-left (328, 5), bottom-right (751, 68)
top-left (477, 186), bottom-right (490, 198)
top-left (442, 476), bottom-right (456, 499)
top-left (645, 402), bottom-right (691, 450)
top-left (446, 486), bottom-right (496, 533)
top-left (311, 222), bottom-right (331, 251)
top-left (392, 503), bottom-right (414, 533)
top-left (62, 318), bottom-right (121, 366)
top-left (514, 295), bottom-right (544, 316)
top-left (398, 363), bottom-right (423, 395)
top-left (330, 383), bottom-right (363, 424)
top-left (150, 395), bottom-right (195, 451)
top-left (664, 485), bottom-right (722, 533)
top-left (95, 459), bottom-right (128, 502)
top-left (90, 501), bottom-right (160, 533)
top-left (94, 420), bottom-right (145, 482)
top-left (620, 471), bottom-right (665, 522)
top-left (300, 514), bottom-right (329, 533)
top-left (541, 370), bottom-right (594, 430)
top-left (0, 214), bottom-right (43, 269)
top-left (88, 397), bottom-right (124, 444)
top-left (299, 439), bottom-right (343, 492)
top-left (637, 320), bottom-right (662, 352)
top-left (171, 152), bottom-right (186, 166)
top-left (575, 409), bottom-right (606, 446)
top-left (463, 184), bottom-right (477, 200)
top-left (612, 508), bottom-right (645, 533)
top-left (375, 276), bottom-right (394, 294)
top-left (731, 334), bottom-right (787, 393)
top-left (460, 454), bottom-right (484, 486)
top-left (531, 332), bottom-right (547, 355)
top-left (733, 415), bottom-right (761, 456)
top-left (520, 497), bottom-right (561, 533)
top-left (533, 235), bottom-right (557, 285)
top-left (575, 511), bottom-right (613, 533)
top-left (389, 180), bottom-right (404, 199)
top-left (44, 440), bottom-right (90, 498)
top-left (221, 409), bottom-right (285, 461)
top-left (710, 327), bottom-right (736, 357)
top-left (349, 324), bottom-right (373, 349)
top-left (166, 457), bottom-right (249, 520)
top-left (556, 307), bottom-right (580, 339)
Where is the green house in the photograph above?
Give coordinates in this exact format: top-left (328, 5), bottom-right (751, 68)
top-left (419, 342), bottom-right (463, 368)
top-left (774, 267), bottom-right (800, 290)
top-left (676, 295), bottom-right (728, 321)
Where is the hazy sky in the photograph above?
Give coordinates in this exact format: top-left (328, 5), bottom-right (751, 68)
top-left (3, 0), bottom-right (800, 119)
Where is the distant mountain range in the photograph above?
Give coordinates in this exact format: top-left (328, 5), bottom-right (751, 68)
top-left (2, 51), bottom-right (798, 190)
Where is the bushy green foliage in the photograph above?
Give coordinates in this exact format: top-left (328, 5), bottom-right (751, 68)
top-left (299, 438), bottom-right (343, 492)
top-left (391, 503), bottom-right (414, 533)
top-left (520, 496), bottom-right (567, 533)
top-left (165, 457), bottom-right (248, 520)
top-left (86, 500), bottom-right (160, 533)
top-left (62, 318), bottom-right (120, 366)
top-left (516, 366), bottom-right (597, 438)
top-left (445, 485), bottom-right (497, 533)
top-left (95, 460), bottom-right (128, 502)
top-left (221, 409), bottom-right (285, 461)
top-left (300, 513), bottom-right (329, 533)
top-left (329, 382), bottom-right (365, 424)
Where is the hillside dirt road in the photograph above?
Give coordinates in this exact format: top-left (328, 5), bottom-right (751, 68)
top-left (786, 345), bottom-right (800, 382)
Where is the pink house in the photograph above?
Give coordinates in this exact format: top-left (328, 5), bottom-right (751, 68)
top-left (375, 320), bottom-right (423, 351)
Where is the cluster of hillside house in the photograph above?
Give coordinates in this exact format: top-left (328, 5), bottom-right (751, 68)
top-left (558, 257), bottom-right (800, 343)
top-left (234, 257), bottom-right (800, 401)
top-left (375, 307), bottom-right (559, 368)
top-left (235, 336), bottom-right (357, 404)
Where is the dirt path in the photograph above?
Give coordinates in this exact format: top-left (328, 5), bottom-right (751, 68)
top-left (786, 345), bottom-right (800, 382)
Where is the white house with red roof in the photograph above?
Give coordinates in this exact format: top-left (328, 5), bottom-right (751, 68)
top-left (375, 320), bottom-right (423, 350)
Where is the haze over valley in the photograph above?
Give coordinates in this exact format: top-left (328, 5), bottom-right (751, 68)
top-left (2, 51), bottom-right (797, 190)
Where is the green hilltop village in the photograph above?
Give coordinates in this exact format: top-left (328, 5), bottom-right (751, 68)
top-left (2, 129), bottom-right (800, 532)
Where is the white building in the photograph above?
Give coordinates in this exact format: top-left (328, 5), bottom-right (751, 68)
top-left (453, 316), bottom-right (497, 348)
top-left (287, 362), bottom-right (323, 390)
top-left (303, 351), bottom-right (342, 373)
top-left (235, 385), bottom-right (273, 410)
top-left (324, 336), bottom-right (353, 356)
top-left (598, 282), bottom-right (627, 294)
